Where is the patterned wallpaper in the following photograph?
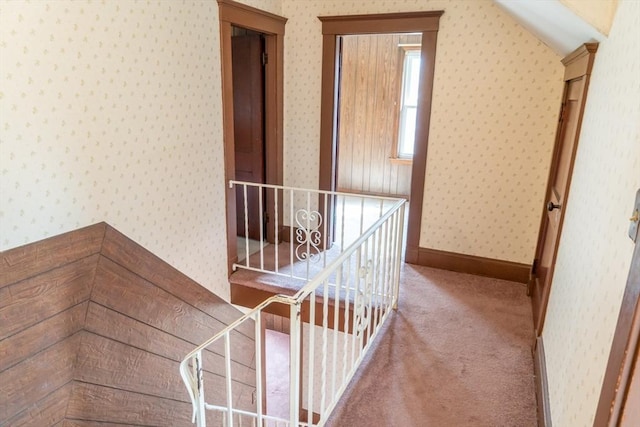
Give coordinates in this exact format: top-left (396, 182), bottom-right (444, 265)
top-left (0, 0), bottom-right (565, 302)
top-left (560, 0), bottom-right (618, 35)
top-left (542, 0), bottom-right (640, 425)
top-left (0, 0), bottom-right (235, 298)
top-left (237, 0), bottom-right (281, 15)
top-left (282, 0), bottom-right (564, 264)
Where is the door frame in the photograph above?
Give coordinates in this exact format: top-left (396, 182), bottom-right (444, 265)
top-left (218, 0), bottom-right (287, 272)
top-left (530, 43), bottom-right (598, 336)
top-left (594, 222), bottom-right (640, 426)
top-left (318, 11), bottom-right (443, 261)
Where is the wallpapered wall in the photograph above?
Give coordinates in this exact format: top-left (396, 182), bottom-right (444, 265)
top-left (282, 0), bottom-right (563, 264)
top-left (560, 0), bottom-right (618, 35)
top-left (0, 0), bottom-right (562, 300)
top-left (0, 0), bottom-right (281, 298)
top-left (542, 0), bottom-right (640, 425)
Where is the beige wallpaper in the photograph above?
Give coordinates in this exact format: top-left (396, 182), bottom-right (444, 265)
top-left (282, 0), bottom-right (563, 264)
top-left (560, 0), bottom-right (619, 35)
top-left (542, 0), bottom-right (640, 425)
top-left (0, 0), bottom-right (279, 299)
top-left (237, 0), bottom-right (281, 15)
top-left (0, 0), bottom-right (566, 301)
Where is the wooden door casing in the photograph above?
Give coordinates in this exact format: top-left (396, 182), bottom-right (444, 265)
top-left (232, 33), bottom-right (265, 240)
top-left (530, 43), bottom-right (598, 336)
top-left (594, 223), bottom-right (640, 426)
top-left (218, 0), bottom-right (286, 272)
top-left (318, 12), bottom-right (443, 265)
top-left (532, 77), bottom-right (583, 324)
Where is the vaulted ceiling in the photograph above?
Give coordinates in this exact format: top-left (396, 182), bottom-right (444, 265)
top-left (493, 0), bottom-right (614, 57)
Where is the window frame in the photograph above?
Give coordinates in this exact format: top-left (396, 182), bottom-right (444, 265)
top-left (392, 45), bottom-right (422, 163)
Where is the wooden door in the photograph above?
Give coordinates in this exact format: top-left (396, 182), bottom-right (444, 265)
top-left (530, 44), bottom-right (597, 335)
top-left (232, 34), bottom-right (265, 240)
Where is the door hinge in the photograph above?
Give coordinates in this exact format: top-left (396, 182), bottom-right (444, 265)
top-left (559, 102), bottom-right (567, 124)
top-left (262, 52), bottom-right (268, 66)
top-left (264, 212), bottom-right (270, 223)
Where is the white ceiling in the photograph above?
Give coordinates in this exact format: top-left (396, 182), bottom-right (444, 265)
top-left (493, 0), bottom-right (606, 57)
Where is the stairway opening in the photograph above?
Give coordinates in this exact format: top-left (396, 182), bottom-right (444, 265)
top-left (265, 329), bottom-right (290, 421)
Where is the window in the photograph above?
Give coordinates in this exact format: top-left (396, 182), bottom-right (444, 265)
top-left (397, 48), bottom-right (421, 159)
top-left (318, 11), bottom-right (442, 262)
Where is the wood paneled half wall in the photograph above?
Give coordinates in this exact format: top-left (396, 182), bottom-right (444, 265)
top-left (0, 223), bottom-right (255, 426)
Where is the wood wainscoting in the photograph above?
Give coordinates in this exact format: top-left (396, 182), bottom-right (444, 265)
top-left (336, 33), bottom-right (421, 198)
top-left (0, 223), bottom-right (255, 426)
top-left (411, 247), bottom-right (531, 284)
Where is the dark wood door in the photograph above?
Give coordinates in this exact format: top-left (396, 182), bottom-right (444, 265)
top-left (530, 44), bottom-right (597, 335)
top-left (232, 34), bottom-right (265, 240)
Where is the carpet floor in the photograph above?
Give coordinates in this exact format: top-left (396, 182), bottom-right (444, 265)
top-left (325, 263), bottom-right (538, 427)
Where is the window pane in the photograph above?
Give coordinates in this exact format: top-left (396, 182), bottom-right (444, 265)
top-left (399, 106), bottom-right (417, 157)
top-left (404, 53), bottom-right (421, 106)
top-left (397, 49), bottom-right (421, 159)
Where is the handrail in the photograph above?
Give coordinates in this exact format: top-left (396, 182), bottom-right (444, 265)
top-left (229, 179), bottom-right (403, 202)
top-left (181, 294), bottom-right (296, 362)
top-left (181, 182), bottom-right (406, 426)
top-left (292, 197), bottom-right (405, 302)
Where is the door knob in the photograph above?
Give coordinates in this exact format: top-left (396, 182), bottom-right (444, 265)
top-left (547, 202), bottom-right (561, 211)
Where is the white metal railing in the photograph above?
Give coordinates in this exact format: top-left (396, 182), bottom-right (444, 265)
top-left (230, 180), bottom-right (403, 283)
top-left (180, 182), bottom-right (406, 427)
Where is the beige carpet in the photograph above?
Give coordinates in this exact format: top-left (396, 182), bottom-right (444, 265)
top-left (326, 263), bottom-right (537, 427)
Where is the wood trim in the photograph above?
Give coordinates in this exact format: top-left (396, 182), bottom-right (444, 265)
top-left (299, 408), bottom-right (322, 425)
top-left (390, 45), bottom-right (420, 169)
top-left (318, 12), bottom-right (442, 265)
top-left (219, 0), bottom-right (287, 33)
top-left (218, 0), bottom-right (287, 274)
top-left (562, 43), bottom-right (598, 81)
top-left (319, 11), bottom-right (443, 34)
top-left (414, 247), bottom-right (531, 284)
top-left (319, 33), bottom-right (339, 192)
top-left (530, 43), bottom-right (598, 336)
top-left (405, 30), bottom-right (439, 263)
top-left (594, 237), bottom-right (640, 427)
top-left (533, 336), bottom-right (552, 427)
top-left (388, 157), bottom-right (413, 166)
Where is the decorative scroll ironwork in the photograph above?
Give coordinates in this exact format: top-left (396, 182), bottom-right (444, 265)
top-left (354, 260), bottom-right (373, 337)
top-left (295, 209), bottom-right (322, 262)
top-left (183, 180), bottom-right (407, 427)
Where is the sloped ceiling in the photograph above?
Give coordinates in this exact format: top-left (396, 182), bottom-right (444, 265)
top-left (494, 0), bottom-right (607, 57)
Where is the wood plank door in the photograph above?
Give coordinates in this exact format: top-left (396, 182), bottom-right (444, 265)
top-left (530, 44), bottom-right (597, 335)
top-left (232, 33), bottom-right (265, 240)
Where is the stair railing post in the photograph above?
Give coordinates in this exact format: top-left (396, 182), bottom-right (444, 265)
top-left (289, 302), bottom-right (302, 426)
top-left (392, 203), bottom-right (405, 310)
top-left (254, 312), bottom-right (264, 427)
top-left (195, 351), bottom-right (207, 427)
